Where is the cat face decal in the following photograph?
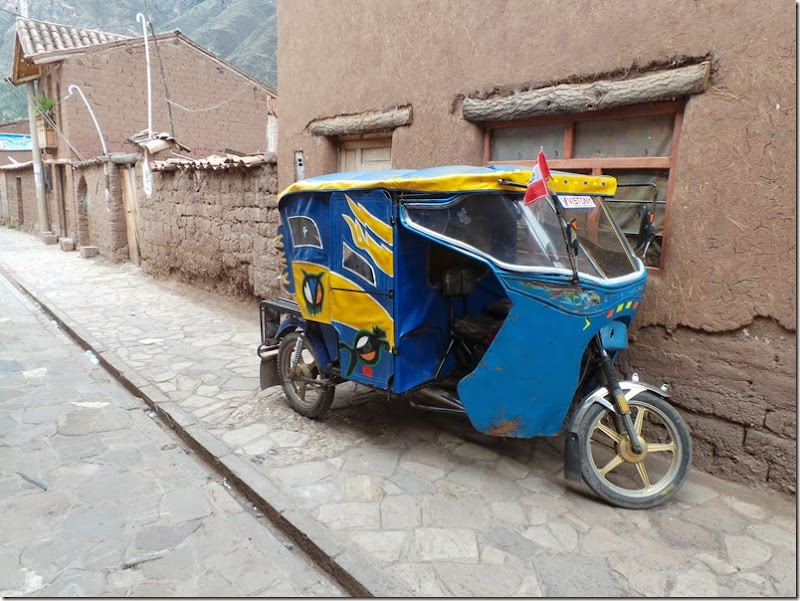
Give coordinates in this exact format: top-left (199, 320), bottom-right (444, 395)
top-left (301, 270), bottom-right (325, 315)
top-left (338, 326), bottom-right (390, 377)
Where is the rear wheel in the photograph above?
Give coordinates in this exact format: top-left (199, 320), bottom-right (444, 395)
top-left (579, 392), bottom-right (691, 509)
top-left (277, 331), bottom-right (334, 418)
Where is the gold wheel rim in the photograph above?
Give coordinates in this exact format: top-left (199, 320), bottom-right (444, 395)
top-left (588, 402), bottom-right (681, 497)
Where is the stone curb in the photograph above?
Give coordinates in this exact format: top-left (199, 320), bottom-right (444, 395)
top-left (0, 262), bottom-right (410, 598)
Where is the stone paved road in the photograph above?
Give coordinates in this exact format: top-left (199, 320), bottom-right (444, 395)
top-left (0, 268), bottom-right (344, 597)
top-left (0, 227), bottom-right (796, 597)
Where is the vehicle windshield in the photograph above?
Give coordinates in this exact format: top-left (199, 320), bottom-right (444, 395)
top-left (402, 191), bottom-right (639, 280)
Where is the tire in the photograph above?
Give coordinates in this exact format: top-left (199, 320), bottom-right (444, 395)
top-left (277, 331), bottom-right (334, 419)
top-left (579, 392), bottom-right (692, 509)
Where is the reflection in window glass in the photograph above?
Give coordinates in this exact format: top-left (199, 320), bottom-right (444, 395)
top-left (573, 114), bottom-right (673, 158)
top-left (603, 169), bottom-right (668, 267)
top-left (484, 106), bottom-right (680, 269)
top-left (403, 193), bottom-right (638, 280)
top-left (342, 243), bottom-right (376, 286)
top-left (563, 201), bottom-right (637, 279)
top-left (289, 216), bottom-right (323, 248)
top-left (490, 123), bottom-right (565, 161)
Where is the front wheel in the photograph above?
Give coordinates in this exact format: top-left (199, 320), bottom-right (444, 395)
top-left (277, 331), bottom-right (334, 418)
top-left (579, 392), bottom-right (691, 509)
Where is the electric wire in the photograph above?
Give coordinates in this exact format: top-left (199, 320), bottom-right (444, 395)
top-left (147, 19), bottom-right (176, 137)
top-left (166, 83), bottom-right (255, 113)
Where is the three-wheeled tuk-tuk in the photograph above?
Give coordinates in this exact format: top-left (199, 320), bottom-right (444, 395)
top-left (257, 164), bottom-right (691, 509)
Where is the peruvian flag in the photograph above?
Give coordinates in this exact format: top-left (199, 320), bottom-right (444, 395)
top-left (523, 150), bottom-right (552, 205)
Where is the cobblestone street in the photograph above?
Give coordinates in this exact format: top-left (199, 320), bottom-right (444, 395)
top-left (0, 262), bottom-right (343, 596)
top-left (0, 227), bottom-right (796, 597)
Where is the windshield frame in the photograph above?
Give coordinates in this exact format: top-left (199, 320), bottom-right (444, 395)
top-left (400, 191), bottom-right (645, 286)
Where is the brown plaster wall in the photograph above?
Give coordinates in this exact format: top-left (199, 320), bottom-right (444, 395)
top-left (0, 150), bottom-right (32, 164)
top-left (53, 35), bottom-right (275, 161)
top-left (0, 120), bottom-right (29, 134)
top-left (278, 0), bottom-right (796, 493)
top-left (135, 161), bottom-right (282, 299)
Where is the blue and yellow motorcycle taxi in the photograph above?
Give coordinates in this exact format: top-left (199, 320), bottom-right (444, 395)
top-left (257, 165), bottom-right (692, 509)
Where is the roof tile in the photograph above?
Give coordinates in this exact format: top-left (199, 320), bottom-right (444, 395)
top-left (16, 17), bottom-right (129, 58)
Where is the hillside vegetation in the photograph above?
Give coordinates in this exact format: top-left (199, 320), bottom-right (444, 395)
top-left (0, 0), bottom-right (276, 122)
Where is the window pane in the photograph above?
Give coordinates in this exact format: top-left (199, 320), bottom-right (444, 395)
top-left (604, 169), bottom-right (668, 267)
top-left (289, 216), bottom-right (323, 248)
top-left (490, 123), bottom-right (565, 161)
top-left (342, 243), bottom-right (376, 285)
top-left (574, 114), bottom-right (673, 158)
top-left (564, 199), bottom-right (637, 279)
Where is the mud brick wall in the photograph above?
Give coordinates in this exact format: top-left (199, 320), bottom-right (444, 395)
top-left (0, 168), bottom-right (36, 230)
top-left (136, 159), bottom-right (282, 298)
top-left (620, 318), bottom-right (796, 494)
top-left (55, 35), bottom-right (275, 162)
top-left (71, 163), bottom-right (128, 261)
top-left (0, 164), bottom-right (72, 236)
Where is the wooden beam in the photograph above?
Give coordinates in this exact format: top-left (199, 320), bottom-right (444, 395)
top-left (463, 62), bottom-right (711, 122)
top-left (308, 105), bottom-right (412, 137)
top-left (489, 157), bottom-right (671, 169)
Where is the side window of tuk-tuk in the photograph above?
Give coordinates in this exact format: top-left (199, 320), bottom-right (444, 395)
top-left (342, 243), bottom-right (376, 286)
top-left (288, 216), bottom-right (323, 248)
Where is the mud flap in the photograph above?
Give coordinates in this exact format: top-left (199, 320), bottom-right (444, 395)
top-left (563, 431), bottom-right (582, 482)
top-left (259, 346), bottom-right (280, 390)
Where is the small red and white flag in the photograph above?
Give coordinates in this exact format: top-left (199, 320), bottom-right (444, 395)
top-left (523, 150), bottom-right (551, 205)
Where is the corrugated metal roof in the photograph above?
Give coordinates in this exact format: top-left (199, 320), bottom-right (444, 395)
top-left (16, 18), bottom-right (129, 58)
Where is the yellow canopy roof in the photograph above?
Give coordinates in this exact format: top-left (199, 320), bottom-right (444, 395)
top-left (279, 165), bottom-right (617, 201)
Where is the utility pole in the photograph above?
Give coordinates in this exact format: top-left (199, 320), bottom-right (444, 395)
top-left (26, 84), bottom-right (52, 238)
top-left (19, 0), bottom-right (53, 240)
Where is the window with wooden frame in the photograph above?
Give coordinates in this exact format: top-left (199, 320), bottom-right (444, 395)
top-left (484, 102), bottom-right (683, 270)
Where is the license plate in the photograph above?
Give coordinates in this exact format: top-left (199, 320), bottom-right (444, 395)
top-left (557, 195), bottom-right (596, 209)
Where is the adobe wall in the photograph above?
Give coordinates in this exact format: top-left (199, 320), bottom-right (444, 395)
top-left (70, 162), bottom-right (128, 261)
top-left (54, 34), bottom-right (275, 161)
top-left (0, 165), bottom-right (66, 235)
top-left (134, 159), bottom-right (282, 299)
top-left (278, 0), bottom-right (796, 494)
top-left (0, 168), bottom-right (37, 231)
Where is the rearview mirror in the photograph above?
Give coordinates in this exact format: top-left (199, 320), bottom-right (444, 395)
top-left (567, 219), bottom-right (580, 254)
top-left (636, 206), bottom-right (656, 259)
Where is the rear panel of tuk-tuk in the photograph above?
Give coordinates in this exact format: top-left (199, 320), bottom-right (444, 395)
top-left (277, 182), bottom-right (397, 389)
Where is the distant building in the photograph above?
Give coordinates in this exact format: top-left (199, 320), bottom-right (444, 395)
top-left (2, 17), bottom-right (277, 237)
top-left (276, 0), bottom-right (796, 494)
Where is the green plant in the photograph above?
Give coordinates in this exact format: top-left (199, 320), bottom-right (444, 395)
top-left (34, 94), bottom-right (55, 117)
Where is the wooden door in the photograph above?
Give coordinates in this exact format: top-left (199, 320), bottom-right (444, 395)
top-left (338, 138), bottom-right (392, 172)
top-left (120, 166), bottom-right (141, 265)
